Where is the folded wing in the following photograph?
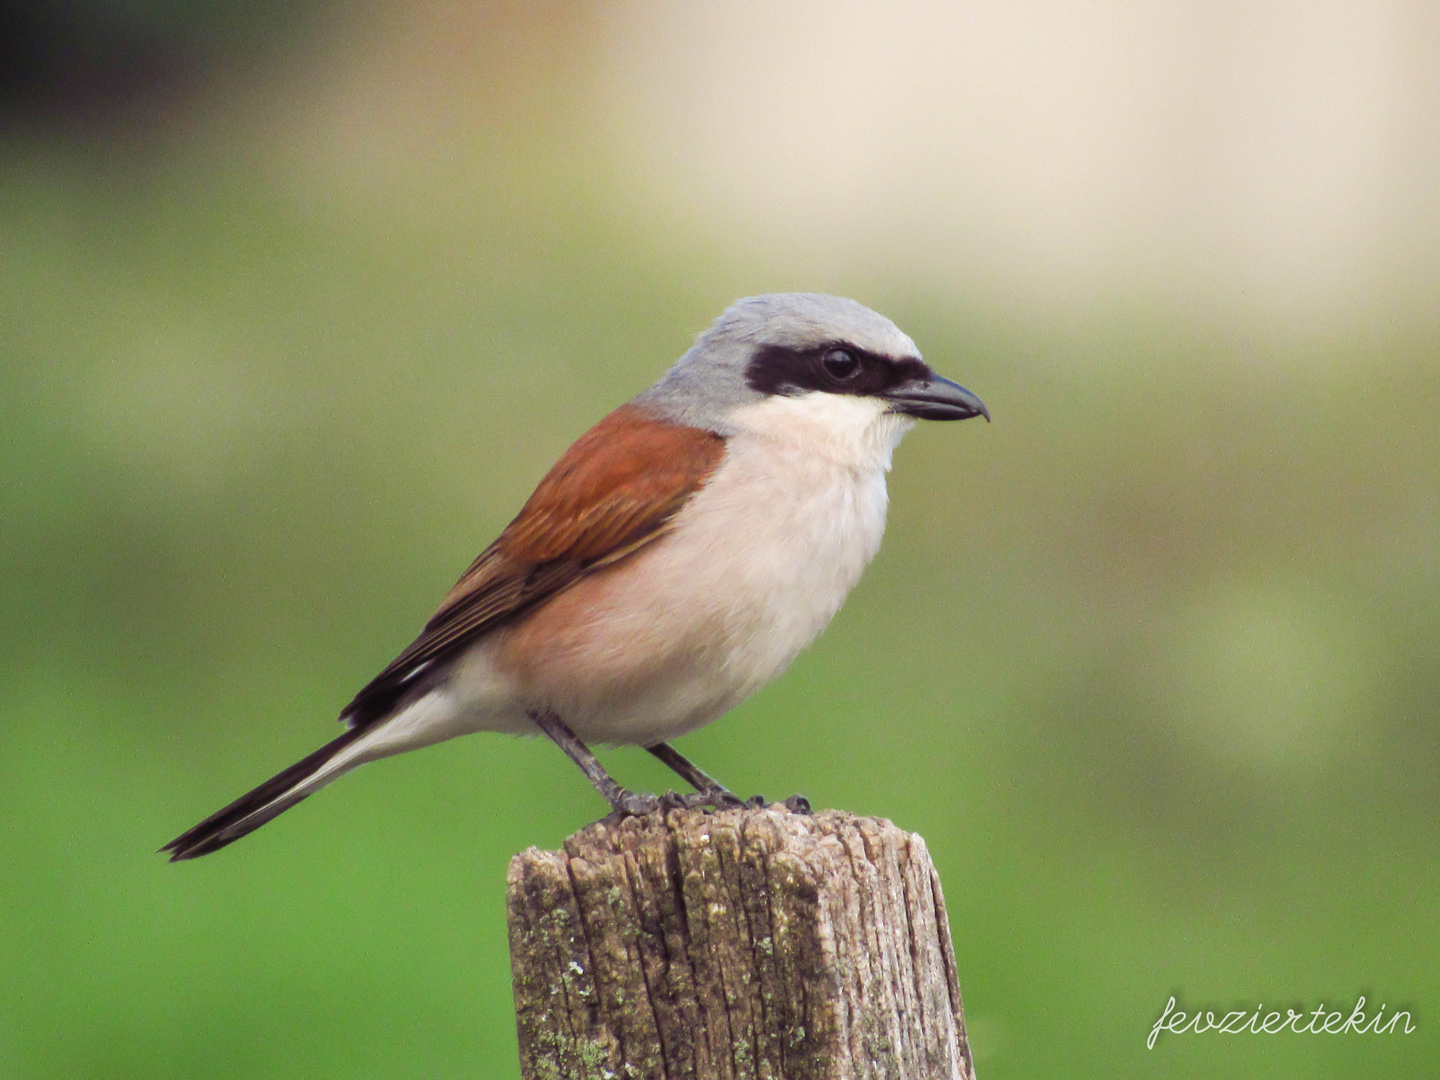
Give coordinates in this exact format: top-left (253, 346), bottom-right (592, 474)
top-left (340, 404), bottom-right (727, 729)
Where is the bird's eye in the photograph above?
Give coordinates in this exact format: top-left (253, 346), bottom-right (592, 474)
top-left (822, 348), bottom-right (860, 379)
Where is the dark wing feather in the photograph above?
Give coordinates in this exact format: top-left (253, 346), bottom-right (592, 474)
top-left (340, 405), bottom-right (726, 729)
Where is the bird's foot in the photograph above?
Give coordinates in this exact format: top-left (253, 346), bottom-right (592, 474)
top-left (602, 787), bottom-right (812, 816)
top-left (676, 786), bottom-right (744, 810)
top-left (602, 787), bottom-right (662, 817)
top-left (689, 791), bottom-right (811, 813)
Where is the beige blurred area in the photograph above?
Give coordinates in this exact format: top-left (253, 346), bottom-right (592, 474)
top-left (600, 0), bottom-right (1440, 324)
top-left (248, 0), bottom-right (1440, 327)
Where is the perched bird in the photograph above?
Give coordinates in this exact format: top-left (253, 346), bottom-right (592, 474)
top-left (163, 293), bottom-right (987, 860)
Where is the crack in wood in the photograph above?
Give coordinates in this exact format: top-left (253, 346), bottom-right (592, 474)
top-left (508, 807), bottom-right (976, 1080)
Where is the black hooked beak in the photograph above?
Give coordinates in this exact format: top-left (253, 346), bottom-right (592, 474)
top-left (885, 373), bottom-right (989, 422)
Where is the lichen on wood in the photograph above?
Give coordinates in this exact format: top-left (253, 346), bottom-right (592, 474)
top-left (507, 807), bottom-right (975, 1080)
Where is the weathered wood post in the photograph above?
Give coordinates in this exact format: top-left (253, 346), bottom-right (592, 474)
top-left (507, 806), bottom-right (976, 1079)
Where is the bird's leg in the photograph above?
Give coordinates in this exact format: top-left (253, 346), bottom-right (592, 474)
top-left (530, 710), bottom-right (659, 816)
top-left (646, 742), bottom-right (745, 809)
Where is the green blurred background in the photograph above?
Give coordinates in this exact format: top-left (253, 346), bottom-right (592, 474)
top-left (2, 2), bottom-right (1437, 1077)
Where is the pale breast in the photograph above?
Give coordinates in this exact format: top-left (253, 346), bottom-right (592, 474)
top-left (499, 406), bottom-right (901, 745)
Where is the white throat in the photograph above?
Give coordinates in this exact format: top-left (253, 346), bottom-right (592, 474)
top-left (725, 392), bottom-right (915, 473)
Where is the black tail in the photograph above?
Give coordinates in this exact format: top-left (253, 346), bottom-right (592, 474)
top-left (162, 726), bottom-right (367, 861)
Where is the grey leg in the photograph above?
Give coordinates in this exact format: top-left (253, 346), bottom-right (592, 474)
top-left (648, 742), bottom-right (813, 815)
top-left (530, 710), bottom-right (659, 816)
top-left (647, 742), bottom-right (791, 810)
top-left (645, 743), bottom-right (743, 804)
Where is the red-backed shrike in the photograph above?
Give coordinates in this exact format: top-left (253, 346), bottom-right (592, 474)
top-left (164, 293), bottom-right (987, 860)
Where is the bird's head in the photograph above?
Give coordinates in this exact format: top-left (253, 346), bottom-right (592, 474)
top-left (636, 294), bottom-right (987, 454)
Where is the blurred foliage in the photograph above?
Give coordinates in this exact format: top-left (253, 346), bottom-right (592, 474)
top-left (1, 7), bottom-right (1437, 1079)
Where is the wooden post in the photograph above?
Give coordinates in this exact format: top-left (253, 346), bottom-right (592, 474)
top-left (506, 806), bottom-right (976, 1080)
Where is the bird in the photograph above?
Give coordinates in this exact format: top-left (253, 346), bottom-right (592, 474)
top-left (162, 293), bottom-right (987, 860)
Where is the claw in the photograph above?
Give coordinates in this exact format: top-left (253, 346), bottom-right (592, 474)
top-left (685, 787), bottom-right (744, 810)
top-left (783, 794), bottom-right (812, 815)
top-left (679, 787), bottom-right (743, 811)
top-left (746, 794), bottom-right (767, 809)
top-left (610, 790), bottom-right (661, 816)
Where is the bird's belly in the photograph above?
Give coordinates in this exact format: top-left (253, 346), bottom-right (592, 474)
top-left (495, 443), bottom-right (890, 744)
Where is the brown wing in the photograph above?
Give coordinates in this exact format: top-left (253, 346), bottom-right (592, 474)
top-left (340, 404), bottom-right (726, 729)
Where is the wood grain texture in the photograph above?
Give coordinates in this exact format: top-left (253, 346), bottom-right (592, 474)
top-left (507, 807), bottom-right (976, 1080)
